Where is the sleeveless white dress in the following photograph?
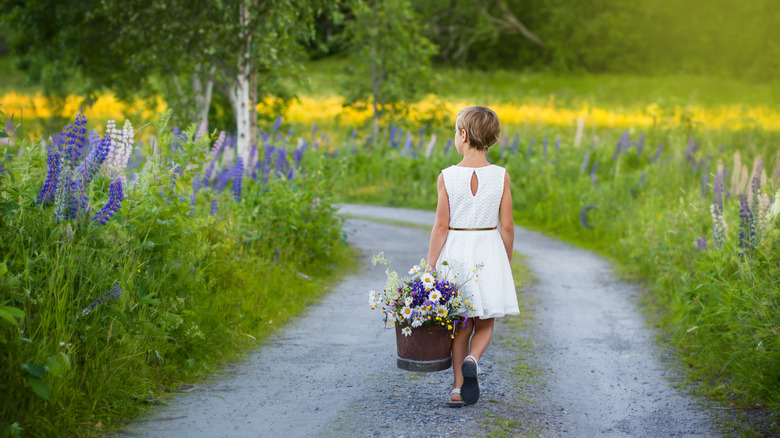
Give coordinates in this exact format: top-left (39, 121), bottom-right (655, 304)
top-left (435, 165), bottom-right (520, 319)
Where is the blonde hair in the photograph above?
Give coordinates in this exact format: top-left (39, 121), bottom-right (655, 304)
top-left (455, 106), bottom-right (501, 151)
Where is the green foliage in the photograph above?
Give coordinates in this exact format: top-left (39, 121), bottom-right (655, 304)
top-left (0, 112), bottom-right (348, 436)
top-left (341, 0), bottom-right (437, 133)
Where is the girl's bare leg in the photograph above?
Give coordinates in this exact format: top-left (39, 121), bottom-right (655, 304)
top-left (450, 321), bottom-right (474, 401)
top-left (466, 318), bottom-right (495, 363)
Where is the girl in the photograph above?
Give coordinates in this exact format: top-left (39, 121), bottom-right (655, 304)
top-left (426, 106), bottom-right (520, 407)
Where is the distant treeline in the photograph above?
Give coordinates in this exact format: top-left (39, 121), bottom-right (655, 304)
top-left (316, 0), bottom-right (780, 81)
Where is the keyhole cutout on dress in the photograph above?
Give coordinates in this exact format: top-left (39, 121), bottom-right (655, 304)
top-left (470, 171), bottom-right (479, 196)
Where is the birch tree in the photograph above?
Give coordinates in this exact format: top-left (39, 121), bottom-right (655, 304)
top-left (343, 0), bottom-right (437, 142)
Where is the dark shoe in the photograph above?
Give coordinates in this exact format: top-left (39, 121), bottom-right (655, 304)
top-left (461, 355), bottom-right (480, 405)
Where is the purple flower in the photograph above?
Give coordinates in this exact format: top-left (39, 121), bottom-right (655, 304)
top-left (76, 133), bottom-right (111, 184)
top-left (276, 148), bottom-right (287, 176)
top-left (390, 125), bottom-right (398, 148)
top-left (402, 132), bottom-right (413, 157)
top-left (543, 136), bottom-right (549, 160)
top-left (696, 236), bottom-right (707, 250)
top-left (272, 115), bottom-right (283, 132)
top-left (637, 133), bottom-right (644, 155)
top-left (526, 135), bottom-right (535, 159)
top-left (93, 179), bottom-right (124, 225)
top-left (210, 198), bottom-right (218, 216)
top-left (712, 172), bottom-right (723, 211)
top-left (37, 142), bottom-right (63, 204)
top-left (214, 167), bottom-right (232, 192)
top-left (233, 157), bottom-right (244, 202)
top-left (293, 147), bottom-right (303, 167)
top-left (312, 123), bottom-right (318, 137)
top-left (444, 140), bottom-right (452, 154)
top-left (580, 149), bottom-right (591, 172)
top-left (510, 133), bottom-right (519, 155)
top-left (580, 205), bottom-right (595, 229)
top-left (738, 194), bottom-right (754, 252)
top-left (555, 135), bottom-right (561, 153)
top-left (589, 159), bottom-right (598, 186)
top-left (81, 284), bottom-right (122, 317)
top-left (701, 173), bottom-right (709, 199)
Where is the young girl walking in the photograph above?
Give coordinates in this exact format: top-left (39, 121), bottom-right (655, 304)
top-left (426, 106), bottom-right (520, 407)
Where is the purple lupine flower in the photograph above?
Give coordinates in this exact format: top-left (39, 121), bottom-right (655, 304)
top-left (713, 171), bottom-right (724, 211)
top-left (312, 123), bottom-right (318, 137)
top-left (62, 112), bottom-right (87, 167)
top-left (262, 144), bottom-right (275, 184)
top-left (286, 127), bottom-right (294, 140)
top-left (526, 135), bottom-right (535, 159)
top-left (555, 135), bottom-right (561, 153)
top-left (38, 142), bottom-right (63, 204)
top-left (293, 147), bottom-right (303, 167)
top-left (701, 173), bottom-right (710, 199)
top-left (196, 121), bottom-right (207, 140)
top-left (696, 236), bottom-right (707, 250)
top-left (214, 167), bottom-right (232, 192)
top-left (580, 149), bottom-right (591, 172)
top-left (210, 198), bottom-right (218, 216)
top-left (580, 205), bottom-right (596, 229)
top-left (76, 133), bottom-right (111, 184)
top-left (390, 125), bottom-right (398, 148)
top-left (402, 132), bottom-right (413, 157)
top-left (351, 128), bottom-right (357, 141)
top-left (233, 157), bottom-right (244, 202)
top-left (272, 115), bottom-right (283, 132)
top-left (444, 139), bottom-right (452, 153)
top-left (738, 194), bottom-right (754, 252)
top-left (212, 131), bottom-right (227, 157)
top-left (287, 167), bottom-right (294, 180)
top-left (589, 159), bottom-right (598, 186)
top-left (685, 136), bottom-right (699, 167)
top-left (543, 136), bottom-right (548, 160)
top-left (615, 130), bottom-right (629, 159)
top-left (81, 284), bottom-right (122, 317)
top-left (510, 133), bottom-right (519, 155)
top-left (365, 136), bottom-right (372, 147)
top-left (276, 148), bottom-right (287, 175)
top-left (93, 179), bottom-right (124, 225)
top-left (637, 133), bottom-right (645, 155)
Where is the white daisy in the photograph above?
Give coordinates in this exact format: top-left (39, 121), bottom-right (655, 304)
top-left (436, 306), bottom-right (449, 318)
top-left (411, 318), bottom-right (423, 328)
top-left (421, 272), bottom-right (435, 288)
top-left (428, 290), bottom-right (442, 302)
top-left (401, 326), bottom-right (412, 337)
top-left (400, 307), bottom-right (413, 320)
top-left (408, 265), bottom-right (421, 275)
top-left (404, 296), bottom-right (413, 307)
top-left (369, 290), bottom-right (377, 307)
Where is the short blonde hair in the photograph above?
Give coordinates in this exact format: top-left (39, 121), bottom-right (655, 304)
top-left (455, 106), bottom-right (501, 151)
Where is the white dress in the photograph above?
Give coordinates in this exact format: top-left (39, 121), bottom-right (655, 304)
top-left (435, 164), bottom-right (520, 319)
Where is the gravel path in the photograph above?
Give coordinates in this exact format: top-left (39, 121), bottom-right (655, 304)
top-left (119, 204), bottom-right (718, 437)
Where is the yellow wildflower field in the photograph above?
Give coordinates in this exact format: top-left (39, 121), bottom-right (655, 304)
top-left (3, 91), bottom-right (780, 134)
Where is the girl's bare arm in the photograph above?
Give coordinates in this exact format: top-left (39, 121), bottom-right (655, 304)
top-left (499, 172), bottom-right (514, 262)
top-left (427, 174), bottom-right (450, 268)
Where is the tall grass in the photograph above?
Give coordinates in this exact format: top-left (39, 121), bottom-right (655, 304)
top-left (0, 111), bottom-right (350, 437)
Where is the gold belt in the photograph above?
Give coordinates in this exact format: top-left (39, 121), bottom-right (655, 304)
top-left (449, 226), bottom-right (497, 231)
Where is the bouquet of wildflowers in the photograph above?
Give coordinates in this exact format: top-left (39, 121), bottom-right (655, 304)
top-left (369, 253), bottom-right (476, 338)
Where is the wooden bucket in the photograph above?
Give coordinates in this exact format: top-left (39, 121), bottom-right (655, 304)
top-left (395, 324), bottom-right (453, 372)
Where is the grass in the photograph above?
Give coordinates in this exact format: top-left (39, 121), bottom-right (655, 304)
top-left (300, 57), bottom-right (780, 109)
top-left (480, 251), bottom-right (543, 438)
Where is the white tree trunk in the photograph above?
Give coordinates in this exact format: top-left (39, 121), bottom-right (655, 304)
top-left (227, 69), bottom-right (251, 165)
top-left (192, 65), bottom-right (216, 131)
